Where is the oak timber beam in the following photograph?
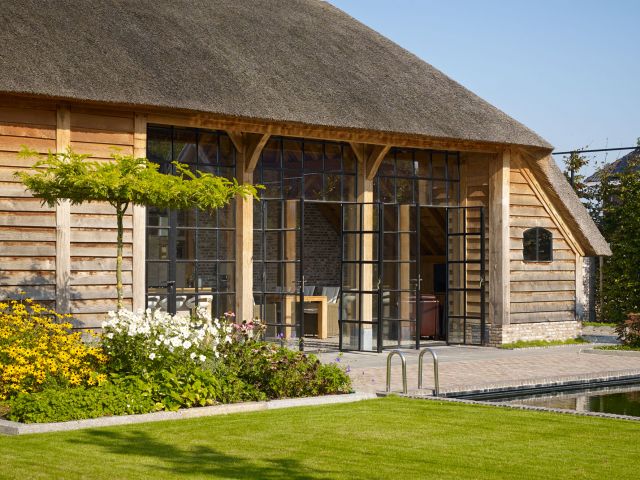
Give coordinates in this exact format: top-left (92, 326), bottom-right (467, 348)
top-left (225, 131), bottom-right (270, 174)
top-left (348, 142), bottom-right (391, 180)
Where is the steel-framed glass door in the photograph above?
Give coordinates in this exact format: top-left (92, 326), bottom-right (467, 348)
top-left (339, 202), bottom-right (380, 351)
top-left (446, 206), bottom-right (486, 345)
top-left (378, 203), bottom-right (420, 350)
top-left (253, 198), bottom-right (305, 350)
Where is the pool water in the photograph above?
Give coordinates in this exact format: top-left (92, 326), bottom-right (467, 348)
top-left (497, 385), bottom-right (640, 417)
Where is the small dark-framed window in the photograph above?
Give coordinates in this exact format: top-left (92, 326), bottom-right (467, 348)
top-left (523, 227), bottom-right (553, 262)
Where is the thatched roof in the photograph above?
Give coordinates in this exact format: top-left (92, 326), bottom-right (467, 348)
top-left (0, 0), bottom-right (551, 149)
top-left (0, 0), bottom-right (608, 255)
top-left (585, 148), bottom-right (640, 183)
top-left (533, 156), bottom-right (611, 256)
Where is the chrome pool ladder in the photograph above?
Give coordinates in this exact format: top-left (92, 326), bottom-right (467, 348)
top-left (418, 347), bottom-right (440, 396)
top-left (385, 347), bottom-right (440, 396)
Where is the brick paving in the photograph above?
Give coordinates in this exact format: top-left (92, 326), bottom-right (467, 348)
top-left (317, 343), bottom-right (640, 395)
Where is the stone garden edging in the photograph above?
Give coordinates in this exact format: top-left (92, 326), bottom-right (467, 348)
top-left (0, 392), bottom-right (377, 436)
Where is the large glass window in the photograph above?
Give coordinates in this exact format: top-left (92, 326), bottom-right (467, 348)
top-left (374, 148), bottom-right (460, 206)
top-left (252, 137), bottom-right (358, 342)
top-left (146, 126), bottom-right (236, 317)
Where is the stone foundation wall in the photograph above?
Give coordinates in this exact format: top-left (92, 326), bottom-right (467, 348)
top-left (489, 321), bottom-right (582, 346)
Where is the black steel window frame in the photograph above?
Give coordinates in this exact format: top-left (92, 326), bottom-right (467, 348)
top-left (253, 137), bottom-right (359, 350)
top-left (145, 125), bottom-right (236, 316)
top-left (522, 227), bottom-right (553, 262)
top-left (374, 148), bottom-right (461, 206)
top-left (445, 206), bottom-right (486, 346)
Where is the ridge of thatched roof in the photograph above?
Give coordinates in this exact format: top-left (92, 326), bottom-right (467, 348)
top-left (0, 0), bottom-right (551, 149)
top-left (585, 148), bottom-right (640, 183)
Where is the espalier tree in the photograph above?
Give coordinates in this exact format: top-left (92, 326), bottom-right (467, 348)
top-left (16, 147), bottom-right (258, 310)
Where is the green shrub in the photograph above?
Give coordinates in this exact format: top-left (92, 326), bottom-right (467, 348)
top-left (218, 341), bottom-right (351, 399)
top-left (616, 312), bottom-right (640, 347)
top-left (6, 379), bottom-right (156, 423)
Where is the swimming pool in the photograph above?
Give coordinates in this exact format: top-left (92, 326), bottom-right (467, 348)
top-left (488, 384), bottom-right (640, 417)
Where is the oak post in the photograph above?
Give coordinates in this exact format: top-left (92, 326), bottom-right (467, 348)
top-left (489, 149), bottom-right (511, 327)
top-left (132, 113), bottom-right (147, 311)
top-left (55, 106), bottom-right (71, 313)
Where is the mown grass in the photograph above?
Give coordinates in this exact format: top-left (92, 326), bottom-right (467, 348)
top-left (595, 345), bottom-right (640, 351)
top-left (583, 321), bottom-right (617, 328)
top-left (1, 396), bottom-right (639, 479)
top-left (499, 337), bottom-right (588, 349)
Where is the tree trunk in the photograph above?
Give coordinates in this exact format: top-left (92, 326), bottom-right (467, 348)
top-left (116, 204), bottom-right (124, 310)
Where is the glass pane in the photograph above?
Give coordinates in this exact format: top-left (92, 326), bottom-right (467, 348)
top-left (304, 173), bottom-right (323, 200)
top-left (219, 135), bottom-right (235, 166)
top-left (147, 229), bottom-right (169, 259)
top-left (376, 177), bottom-right (395, 203)
top-left (325, 143), bottom-right (342, 172)
top-left (303, 141), bottom-right (323, 172)
top-left (261, 138), bottom-right (281, 169)
top-left (283, 174), bottom-right (300, 199)
top-left (217, 204), bottom-right (235, 229)
top-left (523, 229), bottom-right (537, 261)
top-left (325, 174), bottom-right (342, 201)
top-left (198, 132), bottom-right (218, 166)
top-left (176, 230), bottom-right (196, 260)
top-left (175, 262), bottom-right (196, 289)
top-left (432, 152), bottom-right (446, 180)
top-left (395, 150), bottom-right (414, 176)
top-left (173, 128), bottom-right (197, 164)
top-left (146, 294), bottom-right (168, 312)
top-left (340, 322), bottom-right (360, 350)
top-left (146, 262), bottom-right (168, 290)
top-left (147, 126), bottom-right (172, 164)
top-left (265, 232), bottom-right (281, 260)
top-left (196, 263), bottom-right (217, 290)
top-left (217, 263), bottom-right (235, 292)
top-left (377, 155), bottom-right (394, 176)
top-left (197, 230), bottom-right (216, 261)
top-left (217, 230), bottom-right (235, 261)
top-left (396, 178), bottom-right (414, 203)
top-left (343, 145), bottom-right (357, 173)
top-left (177, 209), bottom-right (197, 228)
top-left (262, 169), bottom-right (282, 199)
top-left (265, 202), bottom-right (282, 229)
top-left (283, 139), bottom-right (302, 170)
top-left (147, 207), bottom-right (169, 228)
top-left (343, 175), bottom-right (357, 201)
top-left (539, 229), bottom-right (553, 261)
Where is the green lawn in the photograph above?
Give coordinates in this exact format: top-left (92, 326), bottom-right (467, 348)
top-left (1, 397), bottom-right (638, 479)
top-left (498, 337), bottom-right (588, 349)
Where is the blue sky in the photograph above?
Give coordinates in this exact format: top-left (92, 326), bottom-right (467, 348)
top-left (329, 1), bottom-right (640, 174)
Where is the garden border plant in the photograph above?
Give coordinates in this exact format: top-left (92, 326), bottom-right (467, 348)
top-left (1, 149), bottom-right (352, 424)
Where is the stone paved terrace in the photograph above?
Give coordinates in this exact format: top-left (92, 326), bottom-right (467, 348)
top-left (317, 340), bottom-right (640, 395)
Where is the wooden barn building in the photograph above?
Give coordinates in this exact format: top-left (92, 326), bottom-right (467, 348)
top-left (0, 0), bottom-right (610, 350)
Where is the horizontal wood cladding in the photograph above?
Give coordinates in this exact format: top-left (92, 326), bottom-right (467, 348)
top-left (0, 106), bottom-right (57, 303)
top-left (509, 153), bottom-right (576, 325)
top-left (0, 102), bottom-right (136, 317)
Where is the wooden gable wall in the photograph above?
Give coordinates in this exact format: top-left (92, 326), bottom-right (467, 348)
top-left (509, 153), bottom-right (578, 324)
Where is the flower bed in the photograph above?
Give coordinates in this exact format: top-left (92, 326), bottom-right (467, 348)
top-left (0, 300), bottom-right (351, 424)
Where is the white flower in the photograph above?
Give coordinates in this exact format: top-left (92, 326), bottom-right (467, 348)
top-left (199, 354), bottom-right (206, 362)
top-left (183, 340), bottom-right (192, 350)
top-left (190, 352), bottom-right (196, 360)
top-left (149, 353), bottom-right (156, 360)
